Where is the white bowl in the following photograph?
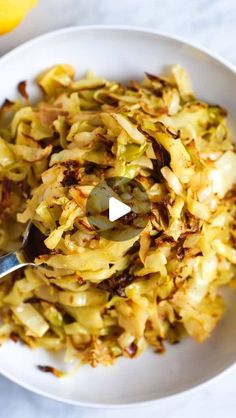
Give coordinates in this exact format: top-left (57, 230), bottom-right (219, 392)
top-left (0, 26), bottom-right (236, 408)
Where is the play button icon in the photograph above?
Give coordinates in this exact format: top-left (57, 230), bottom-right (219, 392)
top-left (109, 197), bottom-right (131, 222)
top-left (86, 177), bottom-right (151, 242)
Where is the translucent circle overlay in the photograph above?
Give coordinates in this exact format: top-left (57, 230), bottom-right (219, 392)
top-left (86, 177), bottom-right (151, 242)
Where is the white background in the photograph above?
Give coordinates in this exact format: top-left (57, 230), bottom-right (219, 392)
top-left (0, 0), bottom-right (236, 416)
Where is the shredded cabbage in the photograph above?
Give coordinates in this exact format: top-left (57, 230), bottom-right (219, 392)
top-left (0, 64), bottom-right (235, 370)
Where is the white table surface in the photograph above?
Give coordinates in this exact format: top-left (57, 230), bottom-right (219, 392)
top-left (0, 0), bottom-right (236, 416)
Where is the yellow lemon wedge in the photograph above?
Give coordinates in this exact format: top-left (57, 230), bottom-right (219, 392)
top-left (0, 0), bottom-right (38, 35)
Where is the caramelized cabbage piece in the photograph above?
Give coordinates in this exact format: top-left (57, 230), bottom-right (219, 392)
top-left (0, 64), bottom-right (235, 369)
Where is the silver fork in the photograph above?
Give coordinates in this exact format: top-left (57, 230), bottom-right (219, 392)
top-left (0, 223), bottom-right (48, 279)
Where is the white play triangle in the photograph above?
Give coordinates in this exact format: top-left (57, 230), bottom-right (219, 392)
top-left (108, 197), bottom-right (131, 222)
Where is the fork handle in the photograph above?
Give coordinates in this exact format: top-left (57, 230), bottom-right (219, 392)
top-left (0, 252), bottom-right (28, 280)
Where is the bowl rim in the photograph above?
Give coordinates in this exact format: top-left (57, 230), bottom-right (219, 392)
top-left (0, 24), bottom-right (236, 409)
top-left (1, 23), bottom-right (236, 74)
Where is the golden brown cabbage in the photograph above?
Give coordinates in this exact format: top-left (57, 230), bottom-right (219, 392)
top-left (0, 64), bottom-right (235, 369)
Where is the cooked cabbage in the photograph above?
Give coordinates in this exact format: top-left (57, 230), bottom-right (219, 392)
top-left (0, 64), bottom-right (235, 370)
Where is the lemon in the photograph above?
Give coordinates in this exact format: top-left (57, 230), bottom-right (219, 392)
top-left (0, 0), bottom-right (38, 35)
